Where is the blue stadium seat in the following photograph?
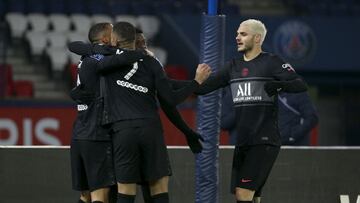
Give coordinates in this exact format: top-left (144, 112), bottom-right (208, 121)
top-left (175, 2), bottom-right (199, 14)
top-left (26, 0), bottom-right (47, 14)
top-left (88, 0), bottom-right (109, 15)
top-left (48, 0), bottom-right (66, 14)
top-left (329, 3), bottom-right (349, 16)
top-left (109, 2), bottom-right (132, 16)
top-left (351, 3), bottom-right (360, 16)
top-left (153, 2), bottom-right (175, 14)
top-left (132, 1), bottom-right (156, 15)
top-left (222, 4), bottom-right (240, 15)
top-left (7, 0), bottom-right (26, 13)
top-left (0, 3), bottom-right (5, 18)
top-left (308, 3), bottom-right (329, 16)
top-left (67, 0), bottom-right (87, 14)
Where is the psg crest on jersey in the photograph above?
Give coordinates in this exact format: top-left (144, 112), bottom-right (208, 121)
top-left (273, 20), bottom-right (317, 66)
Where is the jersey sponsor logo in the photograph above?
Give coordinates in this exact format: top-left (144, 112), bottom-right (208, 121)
top-left (77, 104), bottom-right (88, 111)
top-left (282, 63), bottom-right (295, 72)
top-left (116, 80), bottom-right (148, 93)
top-left (241, 178), bottom-right (252, 183)
top-left (273, 20), bottom-right (317, 66)
top-left (230, 78), bottom-right (274, 106)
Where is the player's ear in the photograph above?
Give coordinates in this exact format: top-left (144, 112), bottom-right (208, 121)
top-left (254, 34), bottom-right (262, 44)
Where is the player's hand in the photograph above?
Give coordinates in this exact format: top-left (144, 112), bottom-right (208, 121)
top-left (194, 63), bottom-right (212, 84)
top-left (185, 129), bottom-right (204, 154)
top-left (264, 81), bottom-right (283, 97)
top-left (69, 85), bottom-right (95, 105)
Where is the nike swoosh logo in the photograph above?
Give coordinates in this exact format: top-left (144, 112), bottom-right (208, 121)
top-left (241, 179), bottom-right (252, 183)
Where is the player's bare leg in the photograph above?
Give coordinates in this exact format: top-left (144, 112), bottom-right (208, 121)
top-left (235, 187), bottom-right (255, 202)
top-left (90, 188), bottom-right (110, 203)
top-left (149, 176), bottom-right (169, 203)
top-left (116, 183), bottom-right (136, 203)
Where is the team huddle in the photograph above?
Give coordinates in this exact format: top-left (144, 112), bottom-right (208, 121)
top-left (69, 19), bottom-right (307, 203)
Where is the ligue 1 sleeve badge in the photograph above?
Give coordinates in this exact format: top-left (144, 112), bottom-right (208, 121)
top-left (273, 20), bottom-right (317, 66)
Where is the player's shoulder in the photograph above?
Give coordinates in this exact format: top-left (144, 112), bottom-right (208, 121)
top-left (261, 52), bottom-right (284, 63)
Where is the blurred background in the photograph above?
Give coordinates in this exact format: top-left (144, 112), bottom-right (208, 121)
top-left (0, 0), bottom-right (359, 146)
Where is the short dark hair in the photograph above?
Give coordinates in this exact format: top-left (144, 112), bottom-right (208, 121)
top-left (88, 22), bottom-right (111, 43)
top-left (113, 22), bottom-right (136, 42)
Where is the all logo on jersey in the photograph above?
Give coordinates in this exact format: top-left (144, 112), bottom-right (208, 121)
top-left (237, 83), bottom-right (251, 97)
top-left (233, 82), bottom-right (262, 102)
top-left (230, 79), bottom-right (275, 105)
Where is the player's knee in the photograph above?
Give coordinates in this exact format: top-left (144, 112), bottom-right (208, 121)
top-left (235, 187), bottom-right (255, 201)
top-left (80, 191), bottom-right (91, 203)
top-left (149, 176), bottom-right (169, 195)
top-left (91, 188), bottom-right (110, 203)
top-left (117, 182), bottom-right (136, 195)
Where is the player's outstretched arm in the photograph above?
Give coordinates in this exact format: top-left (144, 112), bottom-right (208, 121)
top-left (150, 58), bottom-right (212, 106)
top-left (158, 96), bottom-right (203, 154)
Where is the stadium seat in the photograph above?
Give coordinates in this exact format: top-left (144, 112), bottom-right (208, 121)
top-left (132, 1), bottom-right (155, 15)
top-left (109, 2), bottom-right (132, 16)
top-left (28, 13), bottom-right (50, 32)
top-left (149, 46), bottom-right (168, 66)
top-left (329, 3), bottom-right (349, 16)
top-left (14, 80), bottom-right (34, 98)
top-left (49, 14), bottom-right (71, 32)
top-left (0, 1), bottom-right (6, 17)
top-left (7, 0), bottom-right (26, 13)
top-left (351, 3), bottom-right (360, 16)
top-left (137, 15), bottom-right (160, 40)
top-left (25, 31), bottom-right (48, 56)
top-left (69, 52), bottom-right (81, 65)
top-left (88, 0), bottom-right (109, 15)
top-left (153, 2), bottom-right (176, 14)
top-left (67, 31), bottom-right (87, 43)
top-left (222, 4), bottom-right (240, 15)
top-left (0, 64), bottom-right (15, 97)
top-left (67, 0), bottom-right (87, 14)
top-left (70, 14), bottom-right (91, 34)
top-left (90, 14), bottom-right (113, 25)
top-left (27, 0), bottom-right (47, 14)
top-left (68, 63), bottom-right (78, 86)
top-left (114, 15), bottom-right (138, 26)
top-left (46, 47), bottom-right (69, 72)
top-left (5, 13), bottom-right (28, 38)
top-left (48, 0), bottom-right (66, 14)
top-left (47, 32), bottom-right (67, 48)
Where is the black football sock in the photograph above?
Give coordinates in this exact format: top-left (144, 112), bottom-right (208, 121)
top-left (92, 201), bottom-right (104, 203)
top-left (152, 192), bottom-right (169, 203)
top-left (117, 193), bottom-right (135, 203)
top-left (237, 201), bottom-right (253, 203)
top-left (78, 200), bottom-right (87, 203)
top-left (141, 184), bottom-right (153, 203)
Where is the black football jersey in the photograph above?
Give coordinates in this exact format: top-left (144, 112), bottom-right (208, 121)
top-left (196, 52), bottom-right (305, 146)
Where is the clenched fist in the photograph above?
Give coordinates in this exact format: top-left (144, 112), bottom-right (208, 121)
top-left (194, 63), bottom-right (212, 84)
